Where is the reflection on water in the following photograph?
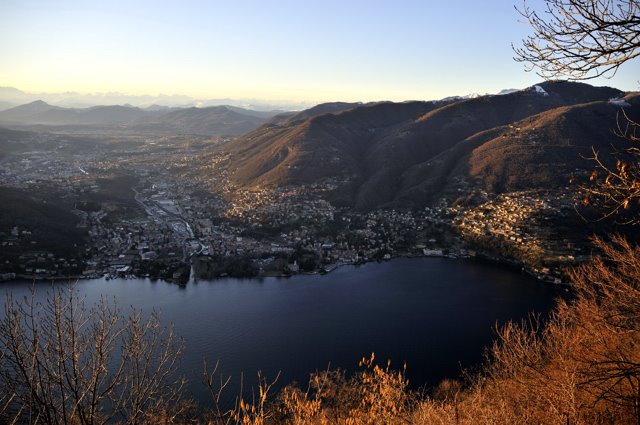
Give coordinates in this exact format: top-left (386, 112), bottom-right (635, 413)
top-left (0, 257), bottom-right (562, 405)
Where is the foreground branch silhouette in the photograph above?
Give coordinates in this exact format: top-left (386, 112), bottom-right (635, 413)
top-left (578, 110), bottom-right (640, 223)
top-left (515, 0), bottom-right (640, 221)
top-left (514, 0), bottom-right (640, 80)
top-left (0, 285), bottom-right (185, 424)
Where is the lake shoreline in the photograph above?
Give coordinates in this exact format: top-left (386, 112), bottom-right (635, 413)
top-left (3, 250), bottom-right (572, 289)
top-left (0, 256), bottom-right (565, 404)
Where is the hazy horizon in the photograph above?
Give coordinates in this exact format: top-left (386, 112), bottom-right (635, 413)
top-left (2, 0), bottom-right (639, 105)
top-left (0, 78), bottom-right (636, 111)
top-left (0, 85), bottom-right (318, 110)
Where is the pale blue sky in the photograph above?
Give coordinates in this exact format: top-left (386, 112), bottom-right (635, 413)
top-left (1, 0), bottom-right (638, 102)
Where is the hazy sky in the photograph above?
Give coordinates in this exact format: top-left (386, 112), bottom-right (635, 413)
top-left (1, 0), bottom-right (638, 103)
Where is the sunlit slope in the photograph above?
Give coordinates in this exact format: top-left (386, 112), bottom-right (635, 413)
top-left (211, 81), bottom-right (625, 209)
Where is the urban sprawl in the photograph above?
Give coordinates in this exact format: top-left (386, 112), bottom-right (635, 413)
top-left (0, 133), bottom-right (588, 285)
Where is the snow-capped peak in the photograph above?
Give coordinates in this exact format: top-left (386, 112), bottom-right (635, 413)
top-left (609, 97), bottom-right (630, 107)
top-left (496, 88), bottom-right (519, 96)
top-left (533, 85), bottom-right (549, 96)
top-left (437, 92), bottom-right (485, 103)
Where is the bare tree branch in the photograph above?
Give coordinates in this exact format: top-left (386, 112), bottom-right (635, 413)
top-left (0, 284), bottom-right (184, 424)
top-left (514, 0), bottom-right (640, 80)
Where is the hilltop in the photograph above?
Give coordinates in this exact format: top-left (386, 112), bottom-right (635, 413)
top-left (201, 81), bottom-right (630, 209)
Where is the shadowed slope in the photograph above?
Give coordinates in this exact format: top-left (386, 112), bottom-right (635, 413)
top-left (213, 81), bottom-right (623, 209)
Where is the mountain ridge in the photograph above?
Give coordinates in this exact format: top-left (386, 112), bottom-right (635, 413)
top-left (0, 86), bottom-right (314, 112)
top-left (203, 81), bottom-right (631, 209)
top-left (0, 101), bottom-right (281, 136)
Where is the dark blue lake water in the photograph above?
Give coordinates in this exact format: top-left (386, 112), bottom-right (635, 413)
top-left (1, 257), bottom-right (563, 406)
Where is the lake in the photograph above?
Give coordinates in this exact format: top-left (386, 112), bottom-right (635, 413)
top-left (0, 257), bottom-right (563, 406)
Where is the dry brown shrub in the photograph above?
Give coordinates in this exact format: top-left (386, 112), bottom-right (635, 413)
top-left (272, 353), bottom-right (412, 425)
top-left (404, 235), bottom-right (640, 425)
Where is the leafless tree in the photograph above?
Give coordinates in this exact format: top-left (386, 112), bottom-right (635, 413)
top-left (569, 236), bottom-right (640, 423)
top-left (514, 0), bottom-right (640, 80)
top-left (515, 0), bottom-right (640, 222)
top-left (576, 109), bottom-right (640, 223)
top-left (0, 285), bottom-right (185, 424)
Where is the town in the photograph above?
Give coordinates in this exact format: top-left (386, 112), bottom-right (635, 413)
top-left (0, 131), bottom-right (593, 285)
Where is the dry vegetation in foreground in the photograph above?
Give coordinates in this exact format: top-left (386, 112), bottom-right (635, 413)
top-left (212, 235), bottom-right (638, 425)
top-left (1, 235), bottom-right (639, 424)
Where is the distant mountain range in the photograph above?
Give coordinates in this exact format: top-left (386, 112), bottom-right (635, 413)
top-left (0, 100), bottom-right (282, 136)
top-left (202, 81), bottom-right (638, 209)
top-left (3, 81), bottom-right (637, 211)
top-left (0, 86), bottom-right (314, 112)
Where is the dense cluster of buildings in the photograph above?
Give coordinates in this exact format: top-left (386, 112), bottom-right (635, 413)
top-left (0, 134), bottom-right (590, 284)
top-left (454, 191), bottom-right (589, 283)
top-left (0, 225), bottom-right (82, 280)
